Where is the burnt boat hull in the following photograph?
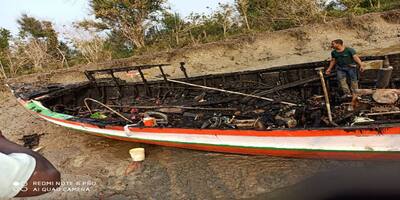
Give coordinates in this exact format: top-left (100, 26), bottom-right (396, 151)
top-left (20, 99), bottom-right (400, 160)
top-left (10, 52), bottom-right (400, 160)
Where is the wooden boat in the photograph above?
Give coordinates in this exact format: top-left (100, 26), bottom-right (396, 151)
top-left (8, 53), bottom-right (400, 160)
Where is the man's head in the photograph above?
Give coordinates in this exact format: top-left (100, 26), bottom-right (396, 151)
top-left (331, 39), bottom-right (344, 50)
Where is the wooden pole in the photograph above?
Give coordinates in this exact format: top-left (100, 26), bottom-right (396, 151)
top-left (316, 68), bottom-right (333, 123)
top-left (167, 79), bottom-right (298, 106)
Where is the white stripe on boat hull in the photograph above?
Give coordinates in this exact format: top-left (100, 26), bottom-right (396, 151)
top-left (38, 114), bottom-right (400, 152)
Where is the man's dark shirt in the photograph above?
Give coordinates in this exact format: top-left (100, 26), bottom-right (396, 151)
top-left (331, 47), bottom-right (357, 68)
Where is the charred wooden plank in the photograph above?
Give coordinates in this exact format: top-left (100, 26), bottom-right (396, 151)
top-left (244, 74), bottom-right (334, 101)
top-left (85, 64), bottom-right (170, 75)
top-left (26, 82), bottom-right (91, 101)
top-left (137, 66), bottom-right (151, 96)
top-left (158, 65), bottom-right (169, 84)
top-left (84, 71), bottom-right (96, 82)
top-left (109, 70), bottom-right (122, 98)
top-left (179, 62), bottom-right (189, 79)
top-left (259, 76), bottom-right (320, 95)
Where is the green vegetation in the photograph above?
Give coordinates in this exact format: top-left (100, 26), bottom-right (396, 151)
top-left (326, 0), bottom-right (400, 16)
top-left (0, 0), bottom-right (399, 79)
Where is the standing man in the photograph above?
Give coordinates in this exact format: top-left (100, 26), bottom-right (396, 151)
top-left (325, 39), bottom-right (365, 98)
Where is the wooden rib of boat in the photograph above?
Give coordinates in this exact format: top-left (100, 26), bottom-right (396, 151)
top-left (8, 53), bottom-right (400, 160)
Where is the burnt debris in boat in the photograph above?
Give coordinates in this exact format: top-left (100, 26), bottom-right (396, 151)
top-left (9, 53), bottom-right (400, 130)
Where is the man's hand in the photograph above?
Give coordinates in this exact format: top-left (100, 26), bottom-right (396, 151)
top-left (353, 54), bottom-right (365, 72)
top-left (325, 68), bottom-right (331, 75)
top-left (359, 63), bottom-right (366, 72)
top-left (326, 58), bottom-right (335, 75)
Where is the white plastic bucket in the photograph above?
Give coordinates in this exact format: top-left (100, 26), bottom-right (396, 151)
top-left (129, 148), bottom-right (145, 162)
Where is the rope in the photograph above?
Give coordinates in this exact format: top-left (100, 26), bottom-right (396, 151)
top-left (84, 98), bottom-right (133, 123)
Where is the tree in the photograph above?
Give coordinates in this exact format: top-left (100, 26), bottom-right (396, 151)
top-left (15, 15), bottom-right (69, 71)
top-left (0, 28), bottom-right (11, 79)
top-left (161, 11), bottom-right (186, 46)
top-left (41, 21), bottom-right (60, 58)
top-left (105, 30), bottom-right (134, 59)
top-left (74, 36), bottom-right (112, 64)
top-left (0, 28), bottom-right (11, 52)
top-left (74, 19), bottom-right (133, 59)
top-left (0, 28), bottom-right (30, 78)
top-left (235, 0), bottom-right (323, 31)
top-left (336, 0), bottom-right (400, 12)
top-left (17, 14), bottom-right (71, 69)
top-left (20, 39), bottom-right (50, 71)
top-left (5, 39), bottom-right (30, 76)
top-left (67, 26), bottom-right (112, 64)
top-left (214, 3), bottom-right (235, 38)
top-left (235, 0), bottom-right (251, 30)
top-left (90, 0), bottom-right (166, 48)
top-left (17, 14), bottom-right (46, 38)
top-left (339, 0), bottom-right (364, 11)
top-left (186, 13), bottom-right (203, 45)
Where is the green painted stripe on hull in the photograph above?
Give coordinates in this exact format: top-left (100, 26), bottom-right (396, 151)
top-left (25, 100), bottom-right (73, 120)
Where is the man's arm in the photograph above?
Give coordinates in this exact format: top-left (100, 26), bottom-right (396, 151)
top-left (353, 54), bottom-right (365, 72)
top-left (326, 58), bottom-right (336, 75)
top-left (0, 132), bottom-right (60, 197)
